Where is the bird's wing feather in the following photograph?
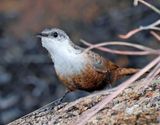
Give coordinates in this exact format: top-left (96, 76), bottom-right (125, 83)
top-left (87, 51), bottom-right (119, 73)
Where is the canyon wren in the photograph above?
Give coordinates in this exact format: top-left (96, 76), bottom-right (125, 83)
top-left (37, 28), bottom-right (138, 93)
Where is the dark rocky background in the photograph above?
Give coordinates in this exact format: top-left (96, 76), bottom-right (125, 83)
top-left (0, 0), bottom-right (159, 124)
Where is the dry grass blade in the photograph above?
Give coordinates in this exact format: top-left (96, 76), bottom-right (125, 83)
top-left (74, 56), bottom-right (160, 125)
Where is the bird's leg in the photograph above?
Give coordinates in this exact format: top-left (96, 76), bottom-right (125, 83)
top-left (30, 90), bottom-right (71, 114)
top-left (56, 90), bottom-right (71, 104)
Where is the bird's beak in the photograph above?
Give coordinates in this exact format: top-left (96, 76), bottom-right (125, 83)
top-left (36, 33), bottom-right (48, 38)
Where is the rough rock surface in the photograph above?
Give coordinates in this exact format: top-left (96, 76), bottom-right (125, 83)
top-left (8, 77), bottom-right (160, 125)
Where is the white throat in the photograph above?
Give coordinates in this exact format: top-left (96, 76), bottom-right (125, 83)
top-left (41, 37), bottom-right (86, 76)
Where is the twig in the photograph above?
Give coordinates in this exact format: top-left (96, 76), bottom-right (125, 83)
top-left (139, 19), bottom-right (160, 31)
top-left (134, 0), bottom-right (160, 14)
top-left (119, 20), bottom-right (160, 39)
top-left (150, 31), bottom-right (160, 41)
top-left (82, 40), bottom-right (155, 51)
top-left (80, 39), bottom-right (160, 55)
top-left (74, 55), bottom-right (160, 125)
top-left (144, 62), bottom-right (160, 89)
top-left (119, 28), bottom-right (141, 39)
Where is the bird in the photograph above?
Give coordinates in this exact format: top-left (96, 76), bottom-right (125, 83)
top-left (37, 28), bottom-right (138, 100)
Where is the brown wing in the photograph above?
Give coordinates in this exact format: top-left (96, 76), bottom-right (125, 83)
top-left (86, 51), bottom-right (119, 73)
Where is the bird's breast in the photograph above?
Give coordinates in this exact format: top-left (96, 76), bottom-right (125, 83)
top-left (55, 61), bottom-right (108, 92)
top-left (54, 54), bottom-right (87, 76)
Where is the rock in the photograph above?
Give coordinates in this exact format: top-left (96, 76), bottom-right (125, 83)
top-left (7, 76), bottom-right (160, 125)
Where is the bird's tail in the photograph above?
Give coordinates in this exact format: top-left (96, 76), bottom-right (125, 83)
top-left (116, 67), bottom-right (139, 76)
top-left (110, 67), bottom-right (139, 83)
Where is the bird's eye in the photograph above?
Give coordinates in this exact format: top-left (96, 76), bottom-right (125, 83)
top-left (51, 32), bottom-right (58, 38)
